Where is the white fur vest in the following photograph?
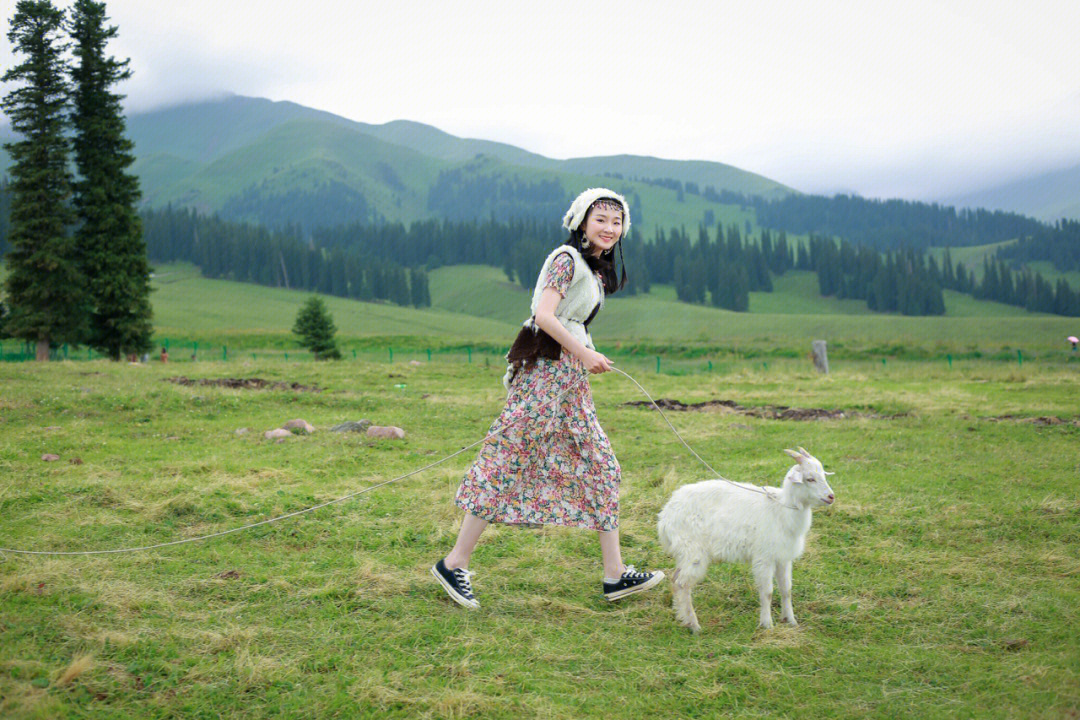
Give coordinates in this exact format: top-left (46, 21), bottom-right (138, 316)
top-left (501, 243), bottom-right (605, 391)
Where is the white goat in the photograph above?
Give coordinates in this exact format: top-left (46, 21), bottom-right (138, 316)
top-left (657, 447), bottom-right (835, 632)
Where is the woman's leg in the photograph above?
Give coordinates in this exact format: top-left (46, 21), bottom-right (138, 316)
top-left (444, 512), bottom-right (489, 570)
top-left (598, 528), bottom-right (626, 579)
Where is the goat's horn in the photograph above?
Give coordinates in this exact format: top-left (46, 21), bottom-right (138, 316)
top-left (783, 448), bottom-right (802, 460)
top-left (797, 446), bottom-right (811, 457)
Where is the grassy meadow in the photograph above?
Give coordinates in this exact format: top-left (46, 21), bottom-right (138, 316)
top-left (929, 241), bottom-right (1080, 289)
top-left (4, 253), bottom-right (1079, 362)
top-left (139, 262), bottom-right (1080, 362)
top-left (2, 357), bottom-right (1079, 718)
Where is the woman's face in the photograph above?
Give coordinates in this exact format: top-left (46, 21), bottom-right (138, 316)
top-left (581, 202), bottom-right (623, 256)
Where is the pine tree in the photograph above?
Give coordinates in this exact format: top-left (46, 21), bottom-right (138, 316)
top-left (409, 267), bottom-right (425, 306)
top-left (673, 256), bottom-right (687, 301)
top-left (502, 249), bottom-right (515, 282)
top-left (2, 0), bottom-right (85, 360)
top-left (69, 0), bottom-right (152, 359)
top-left (941, 247), bottom-right (955, 288)
top-left (292, 296), bottom-right (341, 359)
top-left (732, 264), bottom-right (750, 312)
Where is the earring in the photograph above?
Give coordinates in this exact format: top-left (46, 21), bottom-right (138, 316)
top-left (581, 235), bottom-right (591, 249)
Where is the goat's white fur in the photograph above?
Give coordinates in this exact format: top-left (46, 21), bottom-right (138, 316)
top-left (657, 447), bottom-right (835, 632)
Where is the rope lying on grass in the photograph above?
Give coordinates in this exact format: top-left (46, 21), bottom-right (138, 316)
top-left (0, 365), bottom-right (791, 557)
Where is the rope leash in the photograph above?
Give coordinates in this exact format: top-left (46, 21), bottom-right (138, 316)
top-left (608, 366), bottom-right (797, 509)
top-left (0, 365), bottom-right (790, 557)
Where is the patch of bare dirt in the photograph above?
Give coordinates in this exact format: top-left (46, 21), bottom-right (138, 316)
top-left (622, 397), bottom-right (906, 421)
top-left (164, 376), bottom-right (322, 392)
top-left (980, 414), bottom-right (1080, 427)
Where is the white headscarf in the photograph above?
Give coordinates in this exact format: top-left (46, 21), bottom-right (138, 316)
top-left (561, 187), bottom-right (631, 239)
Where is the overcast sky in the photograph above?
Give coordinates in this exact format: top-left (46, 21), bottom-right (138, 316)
top-left (2, 0), bottom-right (1078, 200)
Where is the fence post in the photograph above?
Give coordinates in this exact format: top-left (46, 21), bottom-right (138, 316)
top-left (947, 354), bottom-right (952, 368)
top-left (707, 360), bottom-right (712, 372)
top-left (193, 341), bottom-right (197, 361)
top-left (223, 346), bottom-right (227, 361)
top-left (656, 356), bottom-right (660, 373)
top-left (352, 349), bottom-right (357, 359)
top-left (285, 352), bottom-right (288, 361)
top-left (427, 348), bottom-right (432, 362)
top-left (1017, 349), bottom-right (1023, 366)
top-left (467, 346), bottom-right (472, 363)
top-left (389, 348), bottom-right (393, 363)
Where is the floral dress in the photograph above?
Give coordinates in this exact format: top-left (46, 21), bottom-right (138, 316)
top-left (455, 252), bottom-right (621, 531)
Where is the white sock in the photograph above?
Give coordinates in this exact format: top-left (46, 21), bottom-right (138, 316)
top-left (603, 575), bottom-right (620, 584)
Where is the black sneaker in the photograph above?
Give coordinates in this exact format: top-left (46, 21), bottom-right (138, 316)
top-left (603, 565), bottom-right (665, 601)
top-left (431, 558), bottom-right (479, 610)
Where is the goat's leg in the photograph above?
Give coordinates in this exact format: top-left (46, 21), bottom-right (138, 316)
top-left (671, 556), bottom-right (707, 634)
top-left (752, 560), bottom-right (774, 629)
top-left (776, 560), bottom-right (797, 626)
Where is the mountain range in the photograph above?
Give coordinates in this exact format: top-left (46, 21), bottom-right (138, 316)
top-left (941, 163), bottom-right (1080, 224)
top-left (1, 93), bottom-right (1078, 231)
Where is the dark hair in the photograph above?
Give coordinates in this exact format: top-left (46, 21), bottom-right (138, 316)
top-left (566, 201), bottom-right (628, 295)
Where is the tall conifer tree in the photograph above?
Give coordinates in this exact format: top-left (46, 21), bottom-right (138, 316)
top-left (2, 0), bottom-right (85, 360)
top-left (69, 0), bottom-right (152, 359)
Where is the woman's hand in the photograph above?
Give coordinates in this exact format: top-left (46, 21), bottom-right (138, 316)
top-left (579, 348), bottom-right (615, 374)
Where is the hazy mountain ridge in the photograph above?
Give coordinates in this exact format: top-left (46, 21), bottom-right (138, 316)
top-left (941, 163), bottom-right (1080, 223)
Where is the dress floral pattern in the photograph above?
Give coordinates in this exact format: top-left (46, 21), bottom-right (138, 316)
top-left (543, 252), bottom-right (575, 298)
top-left (455, 252), bottom-right (621, 531)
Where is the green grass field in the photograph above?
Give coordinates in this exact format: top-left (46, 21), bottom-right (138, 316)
top-left (149, 263), bottom-right (515, 349)
top-left (4, 261), bottom-right (1080, 366)
top-left (427, 264), bottom-right (1078, 359)
top-left (2, 359), bottom-right (1078, 718)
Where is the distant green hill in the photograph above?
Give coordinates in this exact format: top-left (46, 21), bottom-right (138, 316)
top-left (3, 94), bottom-right (796, 236)
top-left (149, 118), bottom-right (444, 222)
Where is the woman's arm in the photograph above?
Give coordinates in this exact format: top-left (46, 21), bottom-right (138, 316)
top-left (533, 287), bottom-right (613, 373)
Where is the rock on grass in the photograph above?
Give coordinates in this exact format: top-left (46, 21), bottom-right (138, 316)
top-left (366, 425), bottom-right (406, 439)
top-left (283, 419), bottom-right (315, 434)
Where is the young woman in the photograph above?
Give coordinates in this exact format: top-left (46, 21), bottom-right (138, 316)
top-left (431, 187), bottom-right (664, 609)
